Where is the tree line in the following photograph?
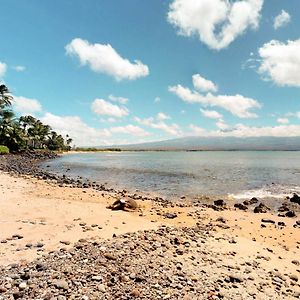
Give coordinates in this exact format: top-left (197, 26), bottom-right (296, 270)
top-left (0, 84), bottom-right (72, 152)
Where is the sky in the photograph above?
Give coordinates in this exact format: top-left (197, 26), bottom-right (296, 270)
top-left (0, 0), bottom-right (300, 146)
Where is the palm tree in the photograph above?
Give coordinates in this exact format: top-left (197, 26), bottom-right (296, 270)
top-left (0, 109), bottom-right (23, 151)
top-left (0, 84), bottom-right (13, 108)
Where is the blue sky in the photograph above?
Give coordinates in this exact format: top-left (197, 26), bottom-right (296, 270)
top-left (0, 0), bottom-right (300, 146)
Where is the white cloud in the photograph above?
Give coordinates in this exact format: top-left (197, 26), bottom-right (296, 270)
top-left (286, 112), bottom-right (300, 119)
top-left (200, 108), bottom-right (223, 119)
top-left (91, 98), bottom-right (129, 118)
top-left (12, 96), bottom-right (42, 115)
top-left (154, 97), bottom-right (161, 103)
top-left (192, 74), bottom-right (218, 92)
top-left (157, 112), bottom-right (170, 121)
top-left (41, 113), bottom-right (112, 147)
top-left (65, 38), bottom-right (149, 81)
top-left (134, 116), bottom-right (181, 136)
top-left (277, 117), bottom-right (289, 124)
top-left (273, 10), bottom-right (291, 30)
top-left (169, 84), bottom-right (260, 118)
top-left (108, 94), bottom-right (129, 104)
top-left (12, 65), bottom-right (25, 72)
top-left (258, 39), bottom-right (300, 87)
top-left (189, 123), bottom-right (300, 138)
top-left (110, 125), bottom-right (150, 137)
top-left (0, 62), bottom-right (7, 77)
top-left (189, 124), bottom-right (206, 135)
top-left (216, 120), bottom-right (229, 130)
top-left (167, 0), bottom-right (263, 50)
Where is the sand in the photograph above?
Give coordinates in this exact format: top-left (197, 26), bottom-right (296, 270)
top-left (0, 170), bottom-right (299, 283)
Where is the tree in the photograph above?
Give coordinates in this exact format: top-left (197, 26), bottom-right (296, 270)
top-left (0, 84), bottom-right (13, 109)
top-left (0, 84), bottom-right (73, 152)
top-left (0, 109), bottom-right (24, 151)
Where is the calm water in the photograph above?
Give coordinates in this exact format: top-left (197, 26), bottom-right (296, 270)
top-left (42, 151), bottom-right (300, 200)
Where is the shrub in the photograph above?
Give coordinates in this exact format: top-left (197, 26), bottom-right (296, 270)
top-left (0, 145), bottom-right (9, 154)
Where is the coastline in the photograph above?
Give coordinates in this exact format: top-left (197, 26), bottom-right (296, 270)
top-left (0, 153), bottom-right (300, 299)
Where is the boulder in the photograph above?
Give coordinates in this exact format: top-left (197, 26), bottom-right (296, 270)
top-left (285, 210), bottom-right (296, 218)
top-left (290, 193), bottom-right (300, 205)
top-left (234, 203), bottom-right (248, 211)
top-left (254, 203), bottom-right (270, 213)
top-left (214, 199), bottom-right (226, 206)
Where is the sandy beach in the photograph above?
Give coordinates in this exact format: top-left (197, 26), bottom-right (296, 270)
top-left (1, 164), bottom-right (300, 298)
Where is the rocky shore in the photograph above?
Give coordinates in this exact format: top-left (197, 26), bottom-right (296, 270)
top-left (0, 152), bottom-right (300, 299)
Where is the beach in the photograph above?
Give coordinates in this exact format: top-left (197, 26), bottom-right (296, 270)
top-left (0, 154), bottom-right (300, 299)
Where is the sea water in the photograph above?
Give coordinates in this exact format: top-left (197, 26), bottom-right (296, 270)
top-left (42, 151), bottom-right (300, 201)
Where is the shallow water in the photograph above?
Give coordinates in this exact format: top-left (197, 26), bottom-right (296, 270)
top-left (42, 151), bottom-right (300, 201)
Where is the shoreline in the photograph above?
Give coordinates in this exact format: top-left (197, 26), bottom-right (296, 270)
top-left (0, 153), bottom-right (300, 298)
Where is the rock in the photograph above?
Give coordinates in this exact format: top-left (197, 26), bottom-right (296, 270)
top-left (285, 211), bottom-right (296, 218)
top-left (234, 203), bottom-right (248, 210)
top-left (292, 260), bottom-right (300, 266)
top-left (60, 240), bottom-right (71, 245)
top-left (53, 279), bottom-right (69, 290)
top-left (249, 197), bottom-right (259, 204)
top-left (164, 213), bottom-right (177, 219)
top-left (12, 234), bottom-right (23, 240)
top-left (130, 288), bottom-right (141, 297)
top-left (261, 218), bottom-right (275, 224)
top-left (290, 193), bottom-right (300, 205)
top-left (254, 203), bottom-right (270, 213)
top-left (214, 199), bottom-right (226, 206)
top-left (36, 242), bottom-right (44, 248)
top-left (92, 276), bottom-right (102, 281)
top-left (18, 282), bottom-right (27, 290)
top-left (98, 284), bottom-right (106, 292)
top-left (104, 253), bottom-right (117, 260)
top-left (216, 216), bottom-right (226, 223)
top-left (228, 275), bottom-right (243, 283)
top-left (289, 274), bottom-right (298, 282)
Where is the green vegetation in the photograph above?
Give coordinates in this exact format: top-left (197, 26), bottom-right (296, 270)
top-left (0, 145), bottom-right (9, 154)
top-left (0, 84), bottom-right (73, 152)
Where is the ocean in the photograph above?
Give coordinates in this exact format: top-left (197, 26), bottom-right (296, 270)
top-left (42, 151), bottom-right (300, 201)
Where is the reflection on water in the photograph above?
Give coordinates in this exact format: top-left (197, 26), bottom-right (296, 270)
top-left (41, 151), bottom-right (300, 200)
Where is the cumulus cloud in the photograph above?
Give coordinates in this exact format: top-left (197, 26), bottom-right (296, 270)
top-left (65, 38), bottom-right (149, 81)
top-left (91, 99), bottom-right (129, 118)
top-left (157, 112), bottom-right (170, 121)
top-left (134, 116), bottom-right (181, 136)
top-left (167, 0), bottom-right (263, 50)
top-left (41, 113), bottom-right (112, 147)
top-left (258, 39), bottom-right (300, 87)
top-left (192, 74), bottom-right (218, 92)
top-left (110, 125), bottom-right (150, 137)
top-left (189, 123), bottom-right (300, 138)
top-left (0, 62), bottom-right (7, 77)
top-left (200, 108), bottom-right (223, 119)
top-left (277, 118), bottom-right (289, 124)
top-left (273, 10), bottom-right (291, 30)
top-left (12, 96), bottom-right (42, 116)
top-left (108, 94), bottom-right (129, 104)
top-left (216, 120), bottom-right (229, 130)
top-left (169, 84), bottom-right (261, 118)
top-left (12, 65), bottom-right (25, 72)
top-left (189, 124), bottom-right (206, 135)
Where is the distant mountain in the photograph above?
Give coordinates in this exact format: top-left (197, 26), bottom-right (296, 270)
top-left (114, 136), bottom-right (300, 151)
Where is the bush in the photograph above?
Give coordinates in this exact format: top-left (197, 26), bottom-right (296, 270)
top-left (0, 145), bottom-right (9, 154)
